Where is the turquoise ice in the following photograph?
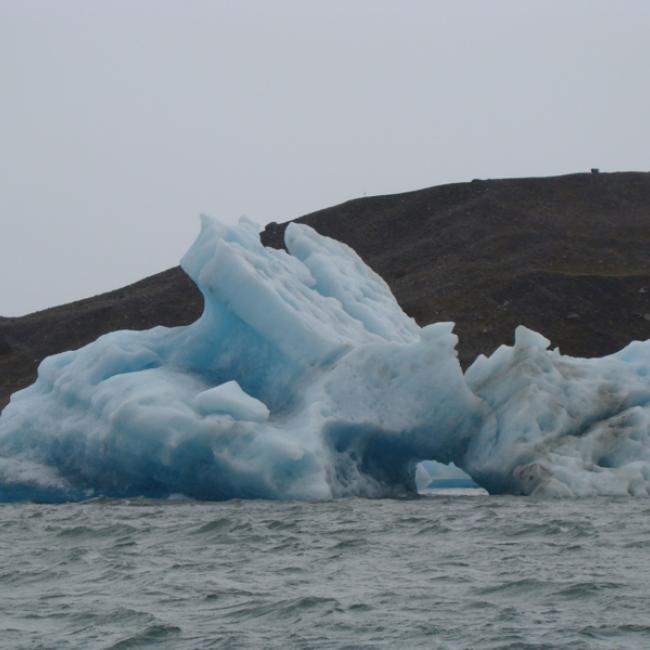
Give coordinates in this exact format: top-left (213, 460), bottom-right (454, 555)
top-left (1, 217), bottom-right (649, 500)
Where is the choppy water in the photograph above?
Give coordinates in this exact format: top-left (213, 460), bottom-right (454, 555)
top-left (2, 491), bottom-right (650, 649)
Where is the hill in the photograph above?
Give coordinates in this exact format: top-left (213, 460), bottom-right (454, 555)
top-left (2, 171), bottom-right (649, 411)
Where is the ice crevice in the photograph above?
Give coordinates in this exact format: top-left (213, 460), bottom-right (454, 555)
top-left (1, 216), bottom-right (650, 501)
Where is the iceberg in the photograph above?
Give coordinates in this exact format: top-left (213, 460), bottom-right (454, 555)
top-left (1, 216), bottom-right (649, 501)
top-left (463, 327), bottom-right (650, 496)
top-left (418, 461), bottom-right (478, 489)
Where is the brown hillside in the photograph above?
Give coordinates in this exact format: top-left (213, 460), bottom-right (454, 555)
top-left (2, 171), bottom-right (649, 411)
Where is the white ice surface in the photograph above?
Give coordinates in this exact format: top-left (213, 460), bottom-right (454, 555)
top-left (463, 326), bottom-right (650, 496)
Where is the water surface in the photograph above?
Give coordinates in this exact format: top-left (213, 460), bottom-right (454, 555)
top-left (2, 492), bottom-right (649, 649)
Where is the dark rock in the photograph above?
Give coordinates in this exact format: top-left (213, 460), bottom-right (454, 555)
top-left (2, 171), bottom-right (650, 412)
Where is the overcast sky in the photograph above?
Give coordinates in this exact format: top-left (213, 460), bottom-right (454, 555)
top-left (2, 0), bottom-right (649, 316)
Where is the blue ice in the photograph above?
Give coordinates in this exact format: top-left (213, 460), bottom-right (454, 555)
top-left (1, 217), bottom-right (650, 501)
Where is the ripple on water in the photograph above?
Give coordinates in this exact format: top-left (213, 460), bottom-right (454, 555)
top-left (1, 496), bottom-right (649, 649)
top-left (105, 623), bottom-right (183, 649)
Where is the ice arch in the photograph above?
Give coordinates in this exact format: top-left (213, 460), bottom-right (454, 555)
top-left (1, 217), bottom-right (650, 501)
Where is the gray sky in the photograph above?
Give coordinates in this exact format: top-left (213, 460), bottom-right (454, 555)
top-left (2, 0), bottom-right (649, 316)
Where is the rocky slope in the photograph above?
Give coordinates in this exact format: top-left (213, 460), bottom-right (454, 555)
top-left (2, 171), bottom-right (649, 411)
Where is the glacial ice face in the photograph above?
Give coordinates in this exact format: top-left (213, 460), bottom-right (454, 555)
top-left (1, 216), bottom-right (649, 501)
top-left (0, 217), bottom-right (481, 501)
top-left (462, 328), bottom-right (650, 496)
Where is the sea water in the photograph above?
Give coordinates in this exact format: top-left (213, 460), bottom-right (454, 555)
top-left (2, 493), bottom-right (650, 649)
